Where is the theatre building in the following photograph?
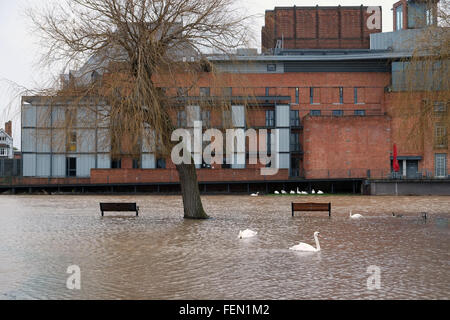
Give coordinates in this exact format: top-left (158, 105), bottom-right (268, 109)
top-left (7, 2), bottom-right (449, 195)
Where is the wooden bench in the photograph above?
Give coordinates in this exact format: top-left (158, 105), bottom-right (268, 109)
top-left (100, 203), bottom-right (139, 217)
top-left (292, 202), bottom-right (331, 217)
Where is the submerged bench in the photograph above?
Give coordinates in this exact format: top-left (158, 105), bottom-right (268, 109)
top-left (292, 202), bottom-right (331, 217)
top-left (100, 203), bottom-right (139, 217)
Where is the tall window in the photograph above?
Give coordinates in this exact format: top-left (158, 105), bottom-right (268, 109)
top-left (435, 154), bottom-right (447, 177)
top-left (290, 110), bottom-right (300, 127)
top-left (66, 157), bottom-right (77, 177)
top-left (339, 87), bottom-right (344, 104)
top-left (177, 110), bottom-right (187, 127)
top-left (222, 110), bottom-right (232, 127)
top-left (0, 148), bottom-right (6, 156)
top-left (310, 87), bottom-right (316, 104)
top-left (266, 110), bottom-right (275, 127)
top-left (201, 110), bottom-right (211, 127)
top-left (290, 133), bottom-right (301, 152)
top-left (435, 125), bottom-right (447, 148)
top-left (295, 87), bottom-right (299, 104)
top-left (396, 6), bottom-right (403, 30)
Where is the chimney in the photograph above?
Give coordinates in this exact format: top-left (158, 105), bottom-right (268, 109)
top-left (5, 121), bottom-right (12, 137)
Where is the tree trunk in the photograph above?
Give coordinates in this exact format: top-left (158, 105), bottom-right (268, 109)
top-left (176, 163), bottom-right (209, 219)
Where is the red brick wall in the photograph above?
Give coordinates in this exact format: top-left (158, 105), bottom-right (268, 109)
top-left (303, 115), bottom-right (392, 179)
top-left (262, 6), bottom-right (382, 51)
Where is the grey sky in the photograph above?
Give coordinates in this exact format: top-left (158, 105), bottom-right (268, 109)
top-left (0, 0), bottom-right (396, 148)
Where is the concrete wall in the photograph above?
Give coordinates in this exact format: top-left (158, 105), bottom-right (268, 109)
top-left (370, 180), bottom-right (450, 195)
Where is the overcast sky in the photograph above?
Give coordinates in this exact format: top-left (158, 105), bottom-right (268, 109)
top-left (0, 0), bottom-right (396, 148)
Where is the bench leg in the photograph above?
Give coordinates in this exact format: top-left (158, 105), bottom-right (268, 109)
top-left (101, 211), bottom-right (104, 217)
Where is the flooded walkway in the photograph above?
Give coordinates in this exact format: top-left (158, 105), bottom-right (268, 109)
top-left (0, 195), bottom-right (449, 300)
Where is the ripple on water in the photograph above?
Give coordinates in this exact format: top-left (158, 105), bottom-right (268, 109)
top-left (0, 195), bottom-right (449, 299)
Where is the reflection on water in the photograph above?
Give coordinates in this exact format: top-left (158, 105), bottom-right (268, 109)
top-left (0, 195), bottom-right (449, 300)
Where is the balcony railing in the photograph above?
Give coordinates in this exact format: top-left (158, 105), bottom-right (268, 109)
top-left (307, 109), bottom-right (386, 117)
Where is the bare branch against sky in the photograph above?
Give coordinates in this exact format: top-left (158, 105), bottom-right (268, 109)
top-left (1, 0), bottom-right (396, 148)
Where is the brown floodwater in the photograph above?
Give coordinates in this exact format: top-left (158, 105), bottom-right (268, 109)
top-left (0, 194), bottom-right (449, 300)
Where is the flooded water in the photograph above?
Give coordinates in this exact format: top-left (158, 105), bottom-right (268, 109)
top-left (0, 195), bottom-right (449, 300)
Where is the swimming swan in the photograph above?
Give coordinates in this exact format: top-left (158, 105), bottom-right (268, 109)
top-left (239, 229), bottom-right (258, 239)
top-left (289, 232), bottom-right (321, 252)
top-left (350, 211), bottom-right (363, 219)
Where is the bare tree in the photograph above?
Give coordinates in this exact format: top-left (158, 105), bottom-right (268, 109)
top-left (28, 0), bottom-right (251, 219)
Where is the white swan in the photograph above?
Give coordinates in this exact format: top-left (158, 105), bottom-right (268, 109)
top-left (290, 232), bottom-right (321, 252)
top-left (301, 191), bottom-right (308, 195)
top-left (350, 211), bottom-right (363, 219)
top-left (311, 189), bottom-right (316, 194)
top-left (296, 188), bottom-right (301, 195)
top-left (281, 190), bottom-right (287, 195)
top-left (317, 190), bottom-right (324, 195)
top-left (290, 190), bottom-right (296, 195)
top-left (251, 192), bottom-right (259, 197)
top-left (274, 191), bottom-right (280, 195)
top-left (239, 229), bottom-right (257, 239)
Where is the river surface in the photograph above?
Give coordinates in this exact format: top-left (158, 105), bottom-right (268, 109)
top-left (0, 195), bottom-right (449, 300)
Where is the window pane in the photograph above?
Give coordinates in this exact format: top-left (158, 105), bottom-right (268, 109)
top-left (332, 110), bottom-right (343, 117)
top-left (310, 110), bottom-right (321, 116)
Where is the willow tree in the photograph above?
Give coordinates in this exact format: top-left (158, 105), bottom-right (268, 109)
top-left (29, 0), bottom-right (250, 219)
top-left (392, 0), bottom-right (449, 155)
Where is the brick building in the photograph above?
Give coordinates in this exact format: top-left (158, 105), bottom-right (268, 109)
top-left (11, 2), bottom-right (449, 193)
top-left (261, 5), bottom-right (382, 52)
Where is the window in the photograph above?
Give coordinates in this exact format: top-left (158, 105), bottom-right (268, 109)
top-left (177, 87), bottom-right (188, 97)
top-left (434, 102), bottom-right (447, 113)
top-left (396, 6), bottom-right (403, 30)
top-left (156, 158), bottom-right (166, 169)
top-left (199, 87), bottom-right (210, 97)
top-left (267, 131), bottom-right (272, 154)
top-left (0, 148), bottom-right (6, 156)
top-left (435, 125), bottom-right (447, 148)
top-left (66, 131), bottom-right (77, 152)
top-left (310, 87), bottom-right (319, 104)
top-left (295, 87), bottom-right (299, 104)
top-left (354, 88), bottom-right (359, 104)
top-left (111, 159), bottom-right (122, 169)
top-left (201, 110), bottom-right (211, 127)
top-left (435, 154), bottom-right (447, 177)
top-left (265, 87), bottom-right (270, 96)
top-left (267, 64), bottom-right (277, 72)
top-left (332, 110), bottom-right (343, 117)
top-left (266, 110), bottom-right (275, 127)
top-left (310, 110), bottom-right (321, 116)
top-left (223, 110), bottom-right (232, 127)
top-left (290, 133), bottom-right (301, 152)
top-left (66, 157), bottom-right (77, 177)
top-left (339, 87), bottom-right (344, 104)
top-left (354, 110), bottom-right (366, 116)
top-left (223, 87), bottom-right (232, 96)
top-left (290, 110), bottom-right (300, 127)
top-left (132, 159), bottom-right (140, 169)
top-left (177, 110), bottom-right (187, 127)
